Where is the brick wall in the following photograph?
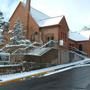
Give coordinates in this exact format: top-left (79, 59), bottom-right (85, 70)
top-left (9, 2), bottom-right (40, 41)
top-left (77, 41), bottom-right (90, 57)
top-left (23, 49), bottom-right (58, 64)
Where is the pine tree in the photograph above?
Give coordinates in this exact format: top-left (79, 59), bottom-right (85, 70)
top-left (0, 11), bottom-right (5, 44)
top-left (10, 20), bottom-right (25, 44)
top-left (0, 11), bottom-right (10, 45)
top-left (0, 11), bottom-right (4, 29)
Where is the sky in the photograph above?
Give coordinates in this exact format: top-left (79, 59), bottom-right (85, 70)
top-left (0, 0), bottom-right (90, 31)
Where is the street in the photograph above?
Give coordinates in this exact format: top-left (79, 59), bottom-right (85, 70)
top-left (0, 65), bottom-right (90, 90)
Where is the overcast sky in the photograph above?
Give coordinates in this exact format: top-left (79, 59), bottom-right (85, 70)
top-left (0, 0), bottom-right (90, 31)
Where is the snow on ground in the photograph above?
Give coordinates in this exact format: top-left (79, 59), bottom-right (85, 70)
top-left (0, 58), bottom-right (90, 83)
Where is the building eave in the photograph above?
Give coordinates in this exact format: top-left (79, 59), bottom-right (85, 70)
top-left (39, 24), bottom-right (59, 29)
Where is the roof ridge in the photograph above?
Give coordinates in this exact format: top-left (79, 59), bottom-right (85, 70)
top-left (39, 15), bottom-right (64, 21)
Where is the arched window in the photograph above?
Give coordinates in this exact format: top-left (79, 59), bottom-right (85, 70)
top-left (79, 44), bottom-right (83, 51)
top-left (51, 36), bottom-right (54, 40)
top-left (47, 37), bottom-right (50, 41)
top-left (34, 32), bottom-right (38, 35)
top-left (46, 33), bottom-right (54, 42)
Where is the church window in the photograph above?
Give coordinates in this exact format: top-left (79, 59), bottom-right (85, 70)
top-left (34, 32), bottom-right (38, 35)
top-left (51, 36), bottom-right (54, 40)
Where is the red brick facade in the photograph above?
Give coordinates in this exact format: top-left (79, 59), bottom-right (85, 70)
top-left (40, 16), bottom-right (69, 47)
top-left (9, 2), bottom-right (40, 41)
top-left (9, 1), bottom-right (69, 47)
top-left (8, 0), bottom-right (90, 57)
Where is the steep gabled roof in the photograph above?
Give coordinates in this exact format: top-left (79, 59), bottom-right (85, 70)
top-left (9, 2), bottom-right (64, 28)
top-left (38, 16), bottom-right (63, 27)
top-left (9, 2), bottom-right (50, 23)
top-left (31, 7), bottom-right (50, 24)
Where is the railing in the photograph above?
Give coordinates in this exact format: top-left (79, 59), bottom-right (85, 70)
top-left (27, 47), bottom-right (51, 56)
top-left (11, 41), bottom-right (56, 56)
top-left (69, 46), bottom-right (87, 56)
top-left (27, 40), bottom-right (57, 56)
top-left (11, 42), bottom-right (38, 55)
top-left (40, 40), bottom-right (57, 48)
top-left (69, 50), bottom-right (87, 60)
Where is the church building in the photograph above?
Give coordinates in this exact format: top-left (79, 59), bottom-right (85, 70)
top-left (8, 0), bottom-right (90, 58)
top-left (9, 0), bottom-right (69, 48)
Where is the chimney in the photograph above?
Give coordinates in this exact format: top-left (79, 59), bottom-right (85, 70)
top-left (26, 0), bottom-right (31, 13)
top-left (25, 0), bottom-right (31, 39)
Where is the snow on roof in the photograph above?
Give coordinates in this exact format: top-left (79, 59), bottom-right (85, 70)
top-left (80, 30), bottom-right (90, 39)
top-left (31, 6), bottom-right (63, 27)
top-left (31, 8), bottom-right (50, 24)
top-left (9, 2), bottom-right (62, 28)
top-left (69, 32), bottom-right (89, 41)
top-left (9, 2), bottom-right (49, 22)
top-left (27, 47), bottom-right (51, 56)
top-left (38, 16), bottom-right (63, 27)
top-left (31, 8), bottom-right (63, 27)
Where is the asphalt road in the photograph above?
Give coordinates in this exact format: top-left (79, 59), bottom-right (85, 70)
top-left (1, 66), bottom-right (90, 90)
